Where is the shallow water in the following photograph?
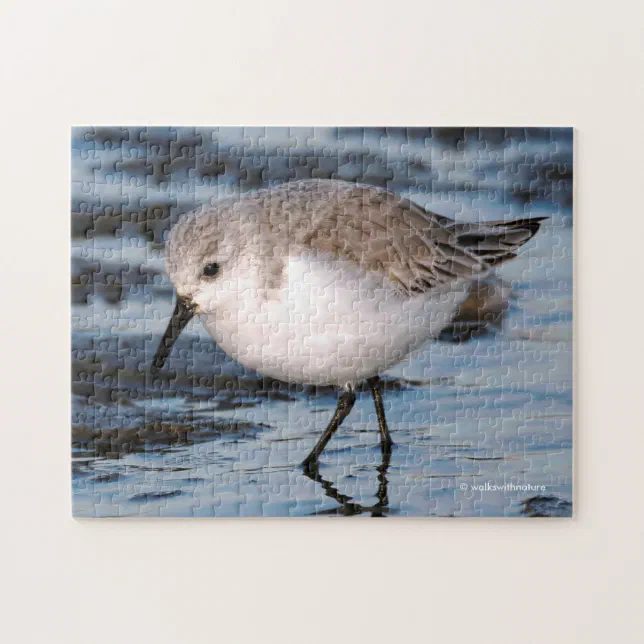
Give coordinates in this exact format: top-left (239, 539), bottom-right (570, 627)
top-left (72, 127), bottom-right (573, 517)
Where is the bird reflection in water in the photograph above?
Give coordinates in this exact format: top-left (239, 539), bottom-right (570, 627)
top-left (302, 447), bottom-right (392, 517)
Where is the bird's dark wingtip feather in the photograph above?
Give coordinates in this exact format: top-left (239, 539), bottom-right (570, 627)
top-left (486, 216), bottom-right (549, 239)
top-left (489, 216), bottom-right (549, 227)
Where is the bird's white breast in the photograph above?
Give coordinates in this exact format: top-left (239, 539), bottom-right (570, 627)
top-left (200, 252), bottom-right (469, 386)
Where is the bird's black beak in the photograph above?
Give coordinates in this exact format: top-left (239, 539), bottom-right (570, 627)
top-left (151, 295), bottom-right (198, 375)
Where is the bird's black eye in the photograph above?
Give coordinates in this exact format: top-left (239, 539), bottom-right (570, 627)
top-left (202, 262), bottom-right (220, 278)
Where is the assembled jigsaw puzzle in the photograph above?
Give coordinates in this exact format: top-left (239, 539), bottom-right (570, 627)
top-left (72, 127), bottom-right (573, 517)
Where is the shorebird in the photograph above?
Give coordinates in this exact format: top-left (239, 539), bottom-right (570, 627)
top-left (151, 179), bottom-right (545, 470)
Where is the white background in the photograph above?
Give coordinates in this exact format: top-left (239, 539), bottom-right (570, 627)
top-left (2, 1), bottom-right (643, 642)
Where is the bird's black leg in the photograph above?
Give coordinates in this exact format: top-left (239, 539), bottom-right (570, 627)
top-left (302, 386), bottom-right (356, 470)
top-left (367, 376), bottom-right (393, 457)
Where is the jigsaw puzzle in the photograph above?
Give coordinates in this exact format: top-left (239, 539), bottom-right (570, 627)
top-left (71, 127), bottom-right (573, 517)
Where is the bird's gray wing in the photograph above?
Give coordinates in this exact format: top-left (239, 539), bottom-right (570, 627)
top-left (262, 180), bottom-right (547, 295)
top-left (279, 180), bottom-right (488, 294)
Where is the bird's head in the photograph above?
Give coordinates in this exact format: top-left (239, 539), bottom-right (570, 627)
top-left (151, 207), bottom-right (243, 374)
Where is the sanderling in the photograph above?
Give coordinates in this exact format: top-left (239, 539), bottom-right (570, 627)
top-left (152, 179), bottom-right (545, 469)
